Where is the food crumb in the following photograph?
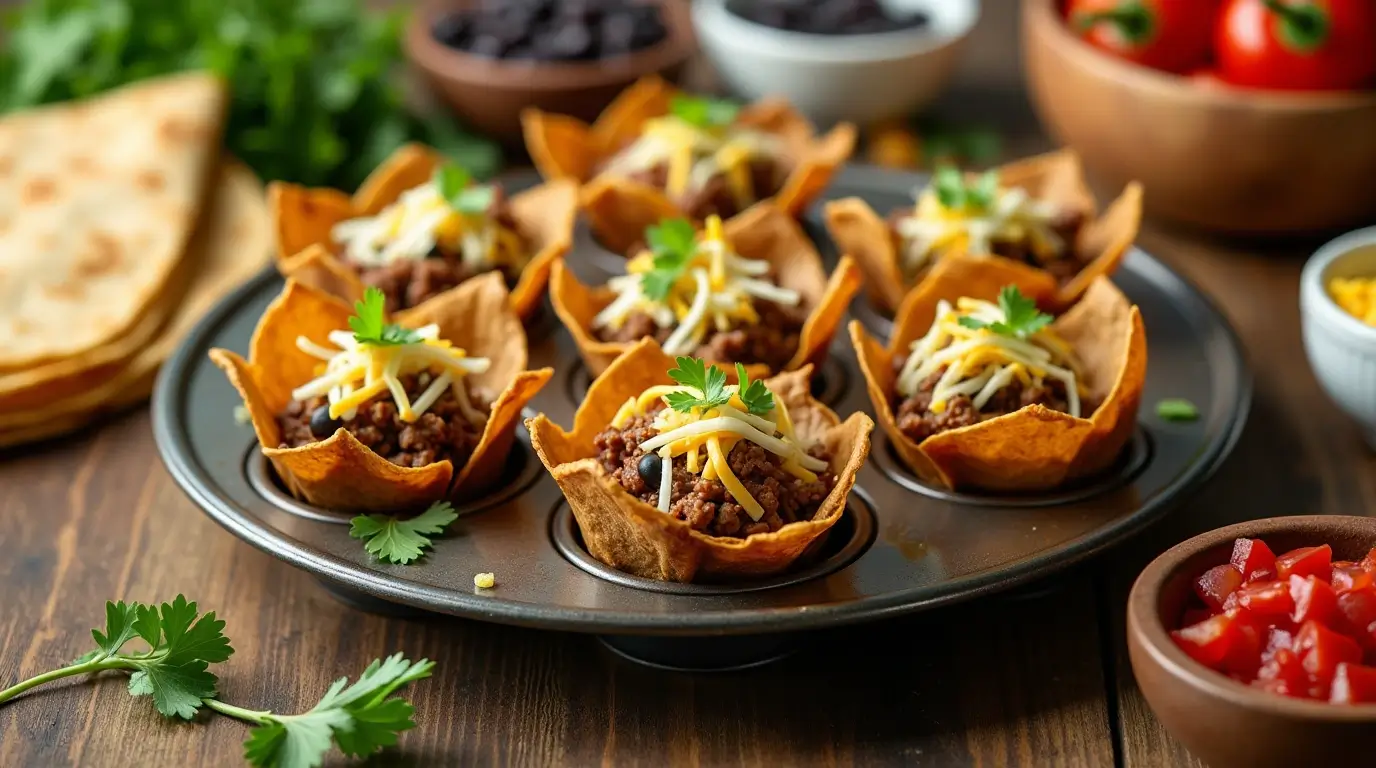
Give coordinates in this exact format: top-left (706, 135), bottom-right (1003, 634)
top-left (474, 572), bottom-right (495, 589)
top-left (233, 405), bottom-right (250, 424)
top-left (1330, 276), bottom-right (1376, 326)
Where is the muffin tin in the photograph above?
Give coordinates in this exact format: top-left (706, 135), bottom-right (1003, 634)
top-left (153, 166), bottom-right (1250, 669)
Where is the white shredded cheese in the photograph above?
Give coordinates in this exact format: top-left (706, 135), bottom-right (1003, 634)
top-left (895, 182), bottom-right (1069, 279)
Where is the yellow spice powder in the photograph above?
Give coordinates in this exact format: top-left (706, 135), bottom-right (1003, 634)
top-left (1329, 277), bottom-right (1376, 326)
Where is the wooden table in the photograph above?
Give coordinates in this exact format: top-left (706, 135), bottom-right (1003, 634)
top-left (3, 7), bottom-right (1373, 767)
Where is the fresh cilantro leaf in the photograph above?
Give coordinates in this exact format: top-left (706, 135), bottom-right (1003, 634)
top-left (734, 363), bottom-right (774, 416)
top-left (646, 218), bottom-right (697, 258)
top-left (350, 501), bottom-right (459, 565)
top-left (641, 219), bottom-right (699, 302)
top-left (91, 601), bottom-right (140, 656)
top-left (669, 94), bottom-right (739, 129)
top-left (1156, 398), bottom-right (1199, 422)
top-left (957, 285), bottom-right (1053, 339)
top-left (348, 287), bottom-right (422, 347)
top-left (128, 661), bottom-right (219, 720)
top-left (966, 170), bottom-right (1000, 211)
top-left (434, 164), bottom-right (494, 214)
top-left (932, 166), bottom-right (967, 210)
top-left (665, 357), bottom-right (730, 413)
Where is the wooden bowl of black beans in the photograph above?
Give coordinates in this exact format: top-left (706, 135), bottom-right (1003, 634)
top-left (407, 0), bottom-right (697, 143)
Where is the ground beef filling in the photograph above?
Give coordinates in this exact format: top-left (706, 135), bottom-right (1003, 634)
top-left (277, 374), bottom-right (490, 469)
top-left (892, 365), bottom-right (1088, 444)
top-left (609, 155), bottom-right (790, 220)
top-left (594, 298), bottom-right (806, 371)
top-left (594, 413), bottom-right (836, 539)
top-left (888, 207), bottom-right (1088, 285)
top-left (343, 186), bottom-right (529, 315)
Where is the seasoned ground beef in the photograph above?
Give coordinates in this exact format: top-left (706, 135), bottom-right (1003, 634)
top-left (278, 374), bottom-right (490, 468)
top-left (343, 185), bottom-right (528, 315)
top-left (892, 365), bottom-right (1083, 444)
top-left (888, 207), bottom-right (1087, 285)
top-left (595, 298), bottom-right (806, 371)
top-left (612, 156), bottom-right (789, 220)
top-left (594, 412), bottom-right (836, 538)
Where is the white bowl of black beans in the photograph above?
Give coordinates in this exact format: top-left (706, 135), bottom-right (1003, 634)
top-left (693, 0), bottom-right (978, 127)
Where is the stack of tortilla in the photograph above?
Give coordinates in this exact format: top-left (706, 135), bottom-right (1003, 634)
top-left (0, 73), bottom-right (272, 449)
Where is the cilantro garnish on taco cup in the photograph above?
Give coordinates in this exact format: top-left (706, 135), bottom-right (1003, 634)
top-left (522, 75), bottom-right (856, 253)
top-left (528, 339), bottom-right (873, 582)
top-left (268, 143), bottom-right (578, 323)
top-left (210, 274), bottom-right (552, 512)
top-left (550, 203), bottom-right (862, 379)
top-left (826, 149), bottom-right (1143, 315)
top-left (851, 254), bottom-right (1146, 492)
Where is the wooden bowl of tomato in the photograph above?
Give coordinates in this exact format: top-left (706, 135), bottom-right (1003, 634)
top-left (1023, 0), bottom-right (1376, 234)
top-left (1127, 515), bottom-right (1376, 768)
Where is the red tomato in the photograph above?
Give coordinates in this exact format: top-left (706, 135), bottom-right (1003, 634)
top-left (1236, 579), bottom-right (1296, 619)
top-left (1290, 574), bottom-right (1340, 626)
top-left (1264, 626), bottom-right (1296, 659)
top-left (1246, 566), bottom-right (1277, 584)
top-left (1337, 588), bottom-right (1376, 649)
top-left (1196, 564), bottom-right (1245, 610)
top-left (1295, 620), bottom-right (1363, 697)
top-left (1173, 613), bottom-right (1242, 668)
top-left (1220, 610), bottom-right (1266, 676)
top-left (1231, 537), bottom-right (1277, 576)
top-left (1256, 648), bottom-right (1310, 697)
top-left (1215, 0), bottom-right (1376, 90)
top-left (1330, 662), bottom-right (1376, 703)
top-left (1276, 545), bottom-right (1333, 582)
top-left (1067, 0), bottom-right (1218, 73)
top-left (1332, 562), bottom-right (1374, 594)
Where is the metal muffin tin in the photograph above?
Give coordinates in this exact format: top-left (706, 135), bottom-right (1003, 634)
top-left (153, 167), bottom-right (1250, 669)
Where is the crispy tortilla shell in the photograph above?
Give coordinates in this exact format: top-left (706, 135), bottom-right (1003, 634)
top-left (268, 143), bottom-right (577, 321)
top-left (209, 273), bottom-right (551, 512)
top-left (528, 338), bottom-right (873, 582)
top-left (851, 259), bottom-right (1146, 492)
top-left (550, 203), bottom-right (862, 378)
top-left (521, 75), bottom-right (854, 253)
top-left (824, 149), bottom-right (1143, 315)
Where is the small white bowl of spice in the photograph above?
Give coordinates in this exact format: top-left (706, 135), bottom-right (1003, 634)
top-left (1301, 225), bottom-right (1376, 448)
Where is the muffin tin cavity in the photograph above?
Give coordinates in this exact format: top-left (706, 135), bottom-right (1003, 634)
top-left (872, 428), bottom-right (1153, 508)
top-left (243, 439), bottom-right (543, 523)
top-left (550, 491), bottom-right (877, 596)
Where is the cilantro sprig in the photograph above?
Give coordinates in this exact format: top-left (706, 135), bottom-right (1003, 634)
top-left (932, 166), bottom-right (1000, 212)
top-left (639, 218), bottom-right (699, 301)
top-left (434, 163), bottom-right (494, 215)
top-left (0, 596), bottom-right (434, 768)
top-left (734, 363), bottom-right (775, 416)
top-left (350, 501), bottom-right (458, 565)
top-left (957, 285), bottom-right (1053, 339)
top-left (664, 358), bottom-right (774, 417)
top-left (1156, 398), bottom-right (1199, 422)
top-left (349, 287), bottom-right (422, 346)
top-left (669, 94), bottom-right (739, 129)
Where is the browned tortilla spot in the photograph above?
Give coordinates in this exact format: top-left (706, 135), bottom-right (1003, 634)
top-left (0, 156), bottom-right (13, 177)
top-left (76, 232), bottom-right (124, 277)
top-left (21, 177), bottom-right (58, 205)
top-left (136, 169), bottom-right (166, 192)
top-left (43, 281), bottom-right (85, 302)
top-left (157, 116), bottom-right (204, 144)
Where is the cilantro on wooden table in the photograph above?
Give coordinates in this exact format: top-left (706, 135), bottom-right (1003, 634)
top-left (932, 166), bottom-right (1000, 213)
top-left (349, 287), bottom-right (422, 347)
top-left (435, 163), bottom-right (495, 215)
top-left (0, 596), bottom-right (433, 768)
top-left (669, 94), bottom-right (739, 129)
top-left (640, 218), bottom-right (699, 301)
top-left (1156, 398), bottom-right (1200, 422)
top-left (350, 501), bottom-right (459, 565)
top-left (958, 285), bottom-right (1053, 339)
top-left (734, 363), bottom-right (775, 416)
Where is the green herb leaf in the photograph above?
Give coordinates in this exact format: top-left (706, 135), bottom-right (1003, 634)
top-left (957, 285), bottom-right (1053, 339)
top-left (91, 601), bottom-right (140, 657)
top-left (1156, 398), bottom-right (1199, 422)
top-left (734, 363), bottom-right (774, 416)
top-left (350, 501), bottom-right (459, 565)
top-left (967, 170), bottom-right (1000, 211)
top-left (932, 166), bottom-right (967, 209)
top-left (434, 163), bottom-right (493, 214)
top-left (349, 287), bottom-right (422, 347)
top-left (669, 94), bottom-right (739, 129)
top-left (665, 357), bottom-right (730, 413)
top-left (641, 218), bottom-right (699, 302)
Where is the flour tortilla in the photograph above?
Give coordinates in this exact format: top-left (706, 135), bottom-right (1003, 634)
top-left (0, 72), bottom-right (227, 371)
top-left (0, 159), bottom-right (271, 431)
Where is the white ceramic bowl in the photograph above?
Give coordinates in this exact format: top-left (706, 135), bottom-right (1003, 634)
top-left (691, 0), bottom-right (979, 128)
top-left (1300, 225), bottom-right (1376, 448)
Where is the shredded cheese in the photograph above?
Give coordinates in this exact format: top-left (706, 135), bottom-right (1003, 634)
top-left (591, 216), bottom-right (801, 356)
top-left (601, 115), bottom-right (784, 202)
top-left (290, 325), bottom-right (490, 425)
top-left (895, 183), bottom-right (1068, 279)
top-left (896, 298), bottom-right (1086, 419)
top-left (1330, 276), bottom-right (1376, 326)
top-left (330, 181), bottom-right (526, 274)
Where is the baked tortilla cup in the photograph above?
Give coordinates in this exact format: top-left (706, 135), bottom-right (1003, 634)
top-left (522, 75), bottom-right (857, 254)
top-left (825, 148), bottom-right (1144, 314)
top-left (527, 338), bottom-right (873, 582)
top-left (851, 254), bottom-right (1147, 492)
top-left (209, 273), bottom-right (552, 512)
top-left (268, 142), bottom-right (578, 322)
top-left (549, 202), bottom-right (863, 378)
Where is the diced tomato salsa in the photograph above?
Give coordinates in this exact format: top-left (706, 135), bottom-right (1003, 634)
top-left (1170, 538), bottom-right (1376, 704)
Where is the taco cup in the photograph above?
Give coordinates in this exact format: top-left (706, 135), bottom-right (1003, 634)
top-left (851, 254), bottom-right (1146, 492)
top-left (825, 149), bottom-right (1143, 314)
top-left (269, 143), bottom-right (578, 322)
top-left (210, 273), bottom-right (552, 512)
top-left (522, 75), bottom-right (856, 253)
top-left (528, 339), bottom-right (873, 582)
top-left (550, 203), bottom-right (862, 379)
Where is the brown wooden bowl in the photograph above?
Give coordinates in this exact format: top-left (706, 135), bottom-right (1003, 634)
top-left (404, 0), bottom-right (696, 144)
top-left (1127, 515), bottom-right (1376, 768)
top-left (1022, 0), bottom-right (1376, 234)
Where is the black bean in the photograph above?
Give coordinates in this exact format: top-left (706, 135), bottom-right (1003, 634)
top-left (433, 0), bottom-right (667, 60)
top-left (309, 405), bottom-right (343, 439)
top-left (725, 0), bottom-right (930, 35)
top-left (637, 453), bottom-right (663, 487)
top-left (431, 13), bottom-right (471, 48)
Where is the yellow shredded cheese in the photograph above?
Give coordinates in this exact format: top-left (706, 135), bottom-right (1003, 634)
top-left (1330, 277), bottom-right (1376, 326)
top-left (894, 181), bottom-right (1069, 280)
top-left (601, 115), bottom-right (783, 204)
